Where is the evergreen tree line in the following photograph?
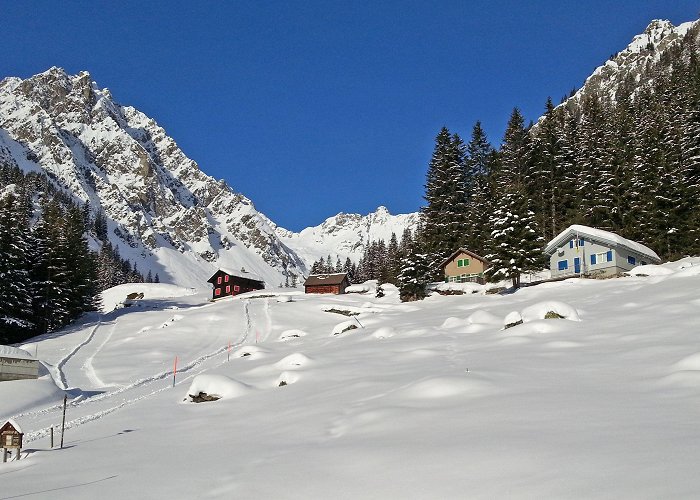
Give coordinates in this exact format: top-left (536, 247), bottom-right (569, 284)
top-left (400, 25), bottom-right (700, 297)
top-left (0, 162), bottom-right (145, 343)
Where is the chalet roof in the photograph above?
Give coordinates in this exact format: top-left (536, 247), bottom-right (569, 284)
top-left (304, 273), bottom-right (349, 287)
top-left (0, 419), bottom-right (23, 434)
top-left (440, 248), bottom-right (491, 269)
top-left (208, 268), bottom-right (264, 284)
top-left (0, 345), bottom-right (35, 361)
top-left (544, 225), bottom-right (661, 262)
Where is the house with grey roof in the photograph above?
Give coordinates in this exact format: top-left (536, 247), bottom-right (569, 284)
top-left (0, 346), bottom-right (39, 382)
top-left (544, 225), bottom-right (661, 279)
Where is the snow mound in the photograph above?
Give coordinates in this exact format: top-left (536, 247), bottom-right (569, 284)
top-left (233, 345), bottom-right (267, 359)
top-left (467, 310), bottom-right (502, 325)
top-left (276, 295), bottom-right (293, 303)
top-left (503, 311), bottom-right (523, 328)
top-left (672, 265), bottom-right (700, 278)
top-left (100, 283), bottom-right (197, 313)
top-left (279, 329), bottom-right (308, 341)
top-left (441, 317), bottom-right (465, 329)
top-left (674, 352), bottom-right (700, 371)
top-left (275, 371), bottom-right (300, 387)
top-left (628, 265), bottom-right (674, 276)
top-left (434, 282), bottom-right (484, 294)
top-left (396, 376), bottom-right (491, 400)
top-left (346, 284), bottom-right (371, 294)
top-left (521, 301), bottom-right (580, 322)
top-left (371, 327), bottom-right (396, 339)
top-left (185, 374), bottom-right (251, 401)
top-left (333, 320), bottom-right (360, 335)
top-left (274, 353), bottom-right (313, 370)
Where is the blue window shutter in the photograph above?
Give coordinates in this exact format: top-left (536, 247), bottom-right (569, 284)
top-left (569, 240), bottom-right (574, 249)
top-left (558, 260), bottom-right (568, 271)
top-left (591, 254), bottom-right (596, 265)
top-left (579, 239), bottom-right (584, 246)
top-left (606, 250), bottom-right (613, 262)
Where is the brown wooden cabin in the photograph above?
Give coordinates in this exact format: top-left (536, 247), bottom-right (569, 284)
top-left (440, 248), bottom-right (491, 285)
top-left (304, 273), bottom-right (350, 294)
top-left (207, 268), bottom-right (265, 300)
top-left (1, 420), bottom-right (23, 449)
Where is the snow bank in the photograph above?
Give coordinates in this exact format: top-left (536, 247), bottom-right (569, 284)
top-left (628, 265), bottom-right (673, 276)
top-left (101, 283), bottom-right (197, 313)
top-left (346, 284), bottom-right (371, 294)
top-left (467, 310), bottom-right (502, 325)
top-left (185, 374), bottom-right (251, 401)
top-left (278, 329), bottom-right (308, 341)
top-left (433, 282), bottom-right (484, 294)
top-left (521, 301), bottom-right (580, 322)
top-left (332, 320), bottom-right (360, 335)
top-left (371, 327), bottom-right (396, 339)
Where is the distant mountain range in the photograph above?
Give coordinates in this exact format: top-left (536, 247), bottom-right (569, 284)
top-left (0, 18), bottom-right (693, 288)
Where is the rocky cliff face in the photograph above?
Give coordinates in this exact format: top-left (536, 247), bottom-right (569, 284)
top-left (567, 19), bottom-right (697, 104)
top-left (0, 67), bottom-right (305, 288)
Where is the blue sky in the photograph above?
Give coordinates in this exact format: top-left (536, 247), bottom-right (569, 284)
top-left (2, 1), bottom-right (699, 231)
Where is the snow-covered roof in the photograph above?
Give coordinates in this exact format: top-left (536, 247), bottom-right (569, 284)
top-left (304, 273), bottom-right (349, 286)
top-left (544, 225), bottom-right (661, 262)
top-left (213, 268), bottom-right (264, 283)
top-left (1, 418), bottom-right (23, 434)
top-left (0, 345), bottom-right (35, 361)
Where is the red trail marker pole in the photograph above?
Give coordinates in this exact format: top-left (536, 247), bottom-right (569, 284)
top-left (227, 340), bottom-right (231, 362)
top-left (172, 356), bottom-right (178, 387)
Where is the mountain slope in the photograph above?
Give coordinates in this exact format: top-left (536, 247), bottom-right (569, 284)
top-left (0, 68), bottom-right (306, 288)
top-left (275, 206), bottom-right (420, 265)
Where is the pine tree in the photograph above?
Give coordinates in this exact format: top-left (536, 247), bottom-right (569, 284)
top-left (487, 108), bottom-right (543, 287)
top-left (397, 241), bottom-right (429, 302)
top-left (464, 122), bottom-right (494, 254)
top-left (0, 192), bottom-right (35, 342)
top-left (420, 127), bottom-right (468, 275)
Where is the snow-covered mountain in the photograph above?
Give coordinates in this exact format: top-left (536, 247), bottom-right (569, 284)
top-left (568, 19), bottom-right (697, 104)
top-left (275, 206), bottom-right (420, 265)
top-left (0, 68), bottom-right (306, 288)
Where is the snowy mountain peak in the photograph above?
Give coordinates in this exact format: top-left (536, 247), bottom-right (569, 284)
top-left (0, 68), bottom-right (306, 288)
top-left (278, 206), bottom-right (419, 266)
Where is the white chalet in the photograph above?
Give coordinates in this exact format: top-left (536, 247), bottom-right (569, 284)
top-left (544, 225), bottom-right (661, 279)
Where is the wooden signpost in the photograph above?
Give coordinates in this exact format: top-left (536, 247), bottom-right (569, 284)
top-left (1, 420), bottom-right (24, 462)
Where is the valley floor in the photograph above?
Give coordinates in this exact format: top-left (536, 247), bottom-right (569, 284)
top-left (2, 261), bottom-right (700, 499)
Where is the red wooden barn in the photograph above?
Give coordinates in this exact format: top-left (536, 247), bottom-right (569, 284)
top-left (207, 268), bottom-right (265, 300)
top-left (304, 273), bottom-right (350, 294)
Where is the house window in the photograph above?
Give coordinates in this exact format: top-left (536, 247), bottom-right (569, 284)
top-left (234, 285), bottom-right (240, 292)
top-left (569, 240), bottom-right (574, 249)
top-left (627, 255), bottom-right (636, 265)
top-left (558, 260), bottom-right (568, 271)
top-left (593, 252), bottom-right (611, 264)
top-left (579, 239), bottom-right (584, 247)
top-left (457, 258), bottom-right (470, 267)
top-left (217, 276), bottom-right (222, 285)
top-left (225, 275), bottom-right (229, 282)
top-left (215, 288), bottom-right (221, 296)
top-left (225, 285), bottom-right (230, 293)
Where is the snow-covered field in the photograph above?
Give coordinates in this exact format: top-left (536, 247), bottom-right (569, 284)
top-left (2, 260), bottom-right (700, 498)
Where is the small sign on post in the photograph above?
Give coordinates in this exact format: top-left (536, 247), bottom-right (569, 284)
top-left (1, 419), bottom-right (24, 462)
top-left (172, 356), bottom-right (178, 387)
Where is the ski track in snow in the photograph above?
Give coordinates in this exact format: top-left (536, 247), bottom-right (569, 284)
top-left (53, 321), bottom-right (103, 391)
top-left (11, 303), bottom-right (254, 444)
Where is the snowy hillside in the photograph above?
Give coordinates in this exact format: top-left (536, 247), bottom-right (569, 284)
top-left (2, 259), bottom-right (700, 497)
top-left (0, 68), bottom-right (306, 288)
top-left (276, 205), bottom-right (419, 265)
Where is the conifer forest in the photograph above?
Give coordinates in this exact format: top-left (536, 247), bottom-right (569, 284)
top-left (316, 25), bottom-right (700, 297)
